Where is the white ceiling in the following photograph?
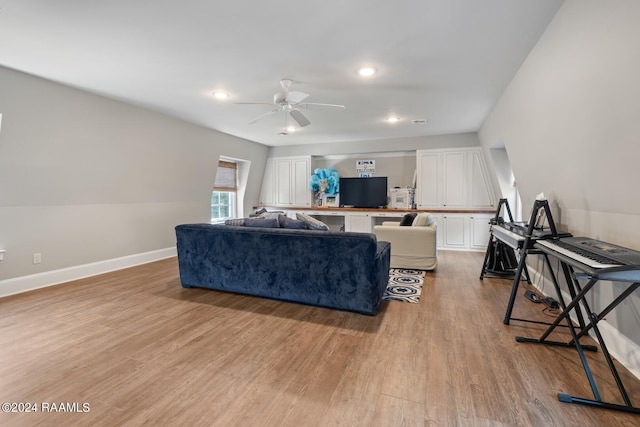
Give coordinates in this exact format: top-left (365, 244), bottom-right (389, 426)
top-left (0, 0), bottom-right (563, 147)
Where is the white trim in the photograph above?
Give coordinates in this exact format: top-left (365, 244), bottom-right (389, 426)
top-left (318, 151), bottom-right (416, 160)
top-left (0, 247), bottom-right (176, 298)
top-left (527, 263), bottom-right (640, 380)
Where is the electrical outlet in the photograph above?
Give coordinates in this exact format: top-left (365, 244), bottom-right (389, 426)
top-left (33, 253), bottom-right (42, 264)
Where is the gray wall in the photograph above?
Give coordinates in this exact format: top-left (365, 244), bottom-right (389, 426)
top-left (0, 66), bottom-right (268, 280)
top-left (479, 1), bottom-right (640, 348)
top-left (314, 152), bottom-right (416, 189)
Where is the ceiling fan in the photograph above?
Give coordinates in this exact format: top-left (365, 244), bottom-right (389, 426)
top-left (236, 79), bottom-right (345, 129)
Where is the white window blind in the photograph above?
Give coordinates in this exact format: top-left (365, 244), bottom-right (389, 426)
top-left (213, 161), bottom-right (237, 192)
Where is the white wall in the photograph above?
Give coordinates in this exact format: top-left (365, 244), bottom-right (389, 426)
top-left (0, 66), bottom-right (268, 283)
top-left (480, 0), bottom-right (640, 223)
top-left (479, 0), bottom-right (640, 375)
top-left (270, 132), bottom-right (498, 197)
top-left (269, 132), bottom-right (481, 158)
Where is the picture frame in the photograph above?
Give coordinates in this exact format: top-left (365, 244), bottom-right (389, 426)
top-left (324, 194), bottom-right (339, 208)
top-left (389, 188), bottom-right (411, 209)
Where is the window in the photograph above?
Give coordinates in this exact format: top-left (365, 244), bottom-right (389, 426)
top-left (212, 160), bottom-right (237, 222)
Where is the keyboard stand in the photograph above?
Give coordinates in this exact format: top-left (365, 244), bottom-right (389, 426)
top-left (503, 199), bottom-right (575, 326)
top-left (515, 262), bottom-right (640, 415)
top-left (480, 198), bottom-right (531, 281)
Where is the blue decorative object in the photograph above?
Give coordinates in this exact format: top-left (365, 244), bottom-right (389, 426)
top-left (310, 168), bottom-right (340, 196)
top-left (175, 223), bottom-right (391, 315)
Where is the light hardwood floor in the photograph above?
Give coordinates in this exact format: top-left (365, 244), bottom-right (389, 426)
top-left (1, 251), bottom-right (639, 426)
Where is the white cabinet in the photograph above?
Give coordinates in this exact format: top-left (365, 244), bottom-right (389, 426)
top-left (469, 214), bottom-right (493, 250)
top-left (416, 152), bottom-right (440, 209)
top-left (442, 151), bottom-right (467, 208)
top-left (468, 151), bottom-right (496, 209)
top-left (435, 213), bottom-right (493, 251)
top-left (345, 213), bottom-right (372, 233)
top-left (259, 159), bottom-right (275, 206)
top-left (441, 214), bottom-right (467, 249)
top-left (260, 156), bottom-right (311, 207)
top-left (416, 148), bottom-right (496, 210)
top-left (275, 158), bottom-right (292, 205)
top-left (292, 157), bottom-right (311, 206)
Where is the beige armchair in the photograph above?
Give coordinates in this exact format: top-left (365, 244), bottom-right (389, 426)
top-left (373, 220), bottom-right (437, 270)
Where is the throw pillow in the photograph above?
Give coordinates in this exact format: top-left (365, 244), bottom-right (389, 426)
top-left (296, 213), bottom-right (330, 231)
top-left (412, 212), bottom-right (435, 227)
top-left (399, 213), bottom-right (417, 226)
top-left (244, 217), bottom-right (280, 228)
top-left (260, 212), bottom-right (284, 220)
top-left (249, 207), bottom-right (268, 217)
top-left (281, 216), bottom-right (308, 229)
top-left (225, 218), bottom-right (246, 226)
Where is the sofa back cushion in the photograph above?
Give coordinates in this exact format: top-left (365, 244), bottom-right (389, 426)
top-left (244, 217), bottom-right (280, 228)
top-left (412, 213), bottom-right (435, 226)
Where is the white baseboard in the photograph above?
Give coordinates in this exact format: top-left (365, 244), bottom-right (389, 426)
top-left (527, 264), bottom-right (640, 380)
top-left (0, 247), bottom-right (177, 298)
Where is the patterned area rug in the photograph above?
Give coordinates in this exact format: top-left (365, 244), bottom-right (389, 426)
top-left (383, 268), bottom-right (425, 303)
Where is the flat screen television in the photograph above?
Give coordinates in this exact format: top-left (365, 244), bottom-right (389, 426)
top-left (339, 177), bottom-right (388, 208)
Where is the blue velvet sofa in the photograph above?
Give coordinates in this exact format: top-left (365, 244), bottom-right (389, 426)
top-left (175, 223), bottom-right (391, 315)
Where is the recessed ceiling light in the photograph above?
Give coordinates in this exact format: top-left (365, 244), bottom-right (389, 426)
top-left (357, 66), bottom-right (377, 77)
top-left (212, 91), bottom-right (230, 100)
top-left (286, 126), bottom-right (296, 133)
top-left (386, 116), bottom-right (400, 123)
top-left (411, 119), bottom-right (428, 125)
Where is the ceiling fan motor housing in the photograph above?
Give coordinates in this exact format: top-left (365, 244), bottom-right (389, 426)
top-left (274, 92), bottom-right (289, 105)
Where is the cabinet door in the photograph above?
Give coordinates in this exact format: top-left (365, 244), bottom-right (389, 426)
top-left (442, 215), bottom-right (467, 249)
top-left (416, 151), bottom-right (441, 208)
top-left (442, 152), bottom-right (466, 208)
top-left (275, 159), bottom-right (292, 205)
top-left (259, 159), bottom-right (275, 205)
top-left (345, 213), bottom-right (372, 233)
top-left (469, 214), bottom-right (492, 250)
top-left (292, 157), bottom-right (311, 207)
top-left (468, 150), bottom-right (496, 209)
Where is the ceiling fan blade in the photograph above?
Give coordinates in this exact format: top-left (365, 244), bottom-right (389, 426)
top-left (234, 102), bottom-right (273, 105)
top-left (248, 108), bottom-right (279, 125)
top-left (290, 109), bottom-right (310, 127)
top-left (298, 102), bottom-right (346, 111)
top-left (286, 91), bottom-right (309, 104)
